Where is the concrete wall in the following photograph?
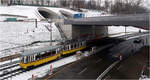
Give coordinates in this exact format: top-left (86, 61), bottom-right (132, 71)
top-left (0, 0), bottom-right (1, 5)
top-left (72, 25), bottom-right (108, 39)
top-left (57, 19), bottom-right (108, 40)
top-left (57, 19), bottom-right (72, 39)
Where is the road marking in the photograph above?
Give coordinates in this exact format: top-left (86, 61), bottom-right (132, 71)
top-left (127, 34), bottom-right (149, 40)
top-left (104, 75), bottom-right (111, 80)
top-left (96, 61), bottom-right (120, 80)
top-left (96, 59), bottom-right (102, 63)
top-left (45, 55), bottom-right (89, 80)
top-left (117, 65), bottom-right (122, 70)
top-left (78, 68), bottom-right (87, 75)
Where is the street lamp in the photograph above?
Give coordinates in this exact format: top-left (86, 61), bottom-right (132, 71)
top-left (44, 24), bottom-right (52, 46)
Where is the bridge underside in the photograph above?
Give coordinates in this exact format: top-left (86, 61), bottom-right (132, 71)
top-left (65, 14), bottom-right (149, 30)
top-left (58, 20), bottom-right (108, 40)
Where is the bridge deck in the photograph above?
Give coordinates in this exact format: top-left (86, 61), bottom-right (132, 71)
top-left (65, 14), bottom-right (149, 30)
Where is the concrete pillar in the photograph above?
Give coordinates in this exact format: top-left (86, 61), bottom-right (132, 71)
top-left (58, 20), bottom-right (108, 40)
top-left (72, 25), bottom-right (108, 39)
top-left (0, 0), bottom-right (1, 5)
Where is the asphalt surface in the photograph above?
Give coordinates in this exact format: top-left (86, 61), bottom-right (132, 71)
top-left (103, 46), bottom-right (149, 79)
top-left (43, 37), bottom-right (124, 79)
top-left (107, 33), bottom-right (149, 61)
top-left (49, 51), bottom-right (113, 79)
top-left (43, 33), bottom-right (149, 80)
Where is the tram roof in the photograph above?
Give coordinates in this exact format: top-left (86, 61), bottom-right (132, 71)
top-left (21, 45), bottom-right (61, 56)
top-left (60, 39), bottom-right (85, 45)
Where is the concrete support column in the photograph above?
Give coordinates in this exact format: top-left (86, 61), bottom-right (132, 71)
top-left (0, 0), bottom-right (1, 5)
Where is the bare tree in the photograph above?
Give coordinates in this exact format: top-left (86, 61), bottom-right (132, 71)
top-left (40, 0), bottom-right (44, 6)
top-left (60, 0), bottom-right (69, 7)
top-left (104, 0), bottom-right (110, 12)
top-left (85, 0), bottom-right (97, 9)
top-left (110, 0), bottom-right (147, 14)
top-left (72, 0), bottom-right (86, 9)
top-left (36, 0), bottom-right (39, 5)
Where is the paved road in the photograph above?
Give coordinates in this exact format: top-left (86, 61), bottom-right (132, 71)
top-left (43, 33), bottom-right (149, 80)
top-left (103, 46), bottom-right (149, 79)
top-left (43, 38), bottom-right (124, 79)
top-left (107, 33), bottom-right (149, 61)
top-left (48, 51), bottom-right (113, 79)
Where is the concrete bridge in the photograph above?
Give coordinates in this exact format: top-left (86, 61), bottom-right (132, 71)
top-left (64, 14), bottom-right (150, 30)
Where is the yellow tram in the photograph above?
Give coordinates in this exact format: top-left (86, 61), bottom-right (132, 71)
top-left (19, 40), bottom-right (86, 69)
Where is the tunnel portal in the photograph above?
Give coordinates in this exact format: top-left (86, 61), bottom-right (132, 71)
top-left (37, 8), bottom-right (59, 20)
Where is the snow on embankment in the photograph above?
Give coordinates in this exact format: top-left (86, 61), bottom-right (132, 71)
top-left (0, 5), bottom-right (78, 21)
top-left (0, 5), bottom-right (78, 57)
top-left (0, 22), bottom-right (61, 57)
top-left (0, 6), bottom-right (38, 20)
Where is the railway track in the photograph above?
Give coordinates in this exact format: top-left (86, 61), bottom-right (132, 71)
top-left (0, 60), bottom-right (20, 80)
top-left (117, 32), bottom-right (148, 39)
top-left (0, 37), bottom-right (133, 80)
top-left (0, 54), bottom-right (20, 62)
top-left (0, 64), bottom-right (19, 72)
top-left (0, 60), bottom-right (20, 68)
top-left (0, 67), bottom-right (23, 80)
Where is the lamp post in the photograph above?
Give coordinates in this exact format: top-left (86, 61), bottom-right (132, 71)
top-left (35, 19), bottom-right (37, 28)
top-left (125, 26), bottom-right (127, 39)
top-left (44, 24), bottom-right (52, 46)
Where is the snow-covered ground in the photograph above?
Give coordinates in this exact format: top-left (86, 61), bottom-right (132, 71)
top-left (0, 5), bottom-right (148, 80)
top-left (0, 5), bottom-right (147, 57)
top-left (108, 26), bottom-right (147, 37)
top-left (0, 21), bottom-right (61, 57)
top-left (0, 5), bottom-right (78, 21)
top-left (83, 10), bottom-right (111, 17)
top-left (1, 48), bottom-right (90, 80)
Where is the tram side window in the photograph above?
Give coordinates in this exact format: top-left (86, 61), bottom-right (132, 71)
top-left (79, 42), bottom-right (81, 47)
top-left (51, 50), bottom-right (56, 55)
top-left (83, 42), bottom-right (84, 46)
top-left (65, 46), bottom-right (68, 50)
top-left (68, 45), bottom-right (70, 50)
top-left (57, 48), bottom-right (60, 53)
top-left (82, 42), bottom-right (84, 46)
top-left (26, 56), bottom-right (28, 63)
top-left (78, 42), bottom-right (80, 47)
top-left (73, 44), bottom-right (75, 49)
top-left (30, 56), bottom-right (32, 62)
top-left (78, 43), bottom-right (80, 47)
top-left (67, 45), bottom-right (69, 50)
top-left (22, 57), bottom-right (24, 63)
top-left (28, 56), bottom-right (30, 62)
top-left (74, 43), bottom-right (76, 48)
top-left (64, 46), bottom-right (66, 50)
top-left (80, 42), bottom-right (82, 46)
top-left (75, 43), bottom-right (78, 48)
top-left (35, 54), bottom-right (37, 61)
top-left (31, 55), bottom-right (33, 62)
top-left (56, 49), bottom-right (58, 54)
top-left (24, 56), bottom-right (26, 63)
top-left (71, 44), bottom-right (73, 49)
top-left (36, 54), bottom-right (39, 60)
top-left (69, 45), bottom-right (71, 50)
